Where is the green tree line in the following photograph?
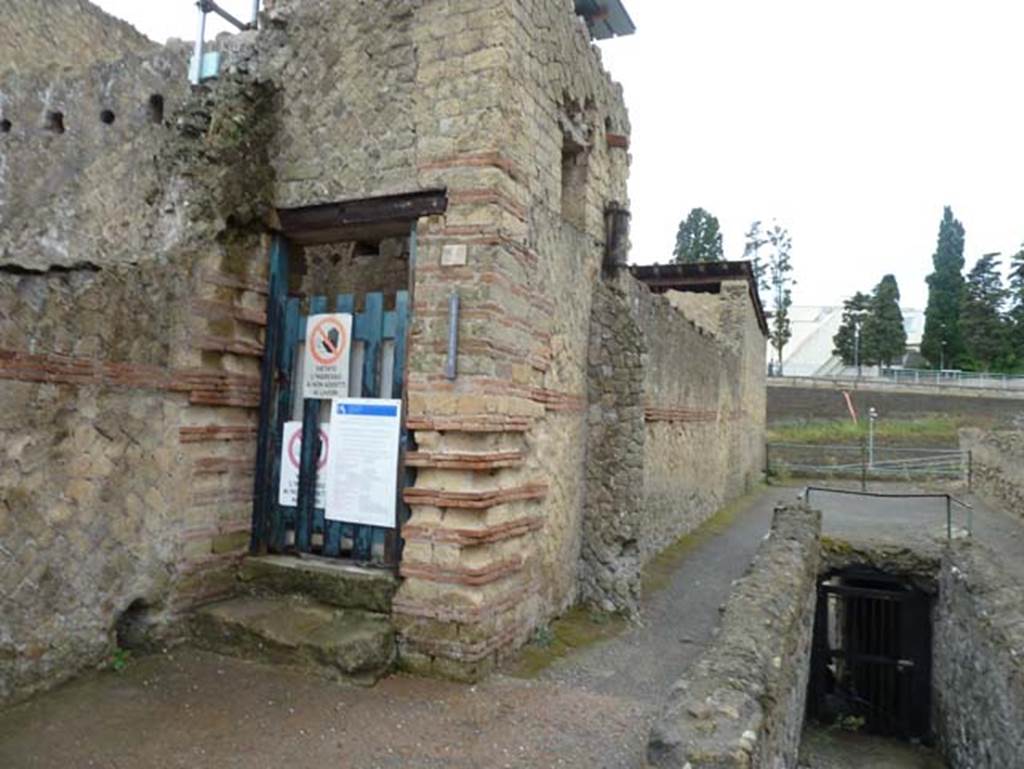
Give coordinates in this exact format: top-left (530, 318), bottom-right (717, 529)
top-left (920, 206), bottom-right (1024, 372)
top-left (831, 276), bottom-right (908, 368)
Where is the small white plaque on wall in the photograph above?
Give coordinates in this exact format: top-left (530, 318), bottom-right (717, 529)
top-left (441, 244), bottom-right (468, 267)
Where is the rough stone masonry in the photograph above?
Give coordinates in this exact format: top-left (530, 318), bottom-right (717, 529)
top-left (0, 0), bottom-right (767, 705)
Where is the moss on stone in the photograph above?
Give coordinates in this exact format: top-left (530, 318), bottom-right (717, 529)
top-left (642, 485), bottom-right (766, 595)
top-left (503, 605), bottom-right (627, 679)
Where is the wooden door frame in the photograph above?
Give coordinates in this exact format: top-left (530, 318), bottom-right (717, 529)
top-left (249, 189), bottom-right (447, 565)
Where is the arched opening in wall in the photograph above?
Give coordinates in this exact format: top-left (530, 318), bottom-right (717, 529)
top-left (45, 111), bottom-right (65, 134)
top-left (114, 598), bottom-right (159, 652)
top-left (807, 566), bottom-right (933, 741)
top-left (100, 109), bottom-right (116, 125)
top-left (0, 118), bottom-right (11, 134)
top-left (148, 94), bottom-right (164, 124)
top-left (560, 138), bottom-right (589, 231)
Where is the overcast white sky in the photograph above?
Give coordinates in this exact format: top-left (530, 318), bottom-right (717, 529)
top-left (96, 0), bottom-right (1024, 309)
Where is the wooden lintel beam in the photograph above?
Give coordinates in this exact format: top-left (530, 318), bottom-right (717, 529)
top-left (277, 189), bottom-right (448, 241)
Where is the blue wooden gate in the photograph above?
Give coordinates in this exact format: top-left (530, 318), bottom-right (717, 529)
top-left (250, 235), bottom-right (411, 567)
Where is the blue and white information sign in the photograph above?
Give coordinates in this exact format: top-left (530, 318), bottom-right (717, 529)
top-left (324, 398), bottom-right (402, 528)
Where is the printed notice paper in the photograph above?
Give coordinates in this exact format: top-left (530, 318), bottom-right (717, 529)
top-left (324, 398), bottom-right (401, 528)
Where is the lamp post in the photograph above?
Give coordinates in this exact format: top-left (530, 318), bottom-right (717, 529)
top-left (868, 407), bottom-right (878, 469)
top-left (852, 310), bottom-right (868, 379)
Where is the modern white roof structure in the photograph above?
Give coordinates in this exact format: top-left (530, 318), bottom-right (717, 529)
top-left (777, 305), bottom-right (924, 376)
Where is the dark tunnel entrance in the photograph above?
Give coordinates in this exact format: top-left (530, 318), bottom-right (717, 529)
top-left (807, 567), bottom-right (933, 741)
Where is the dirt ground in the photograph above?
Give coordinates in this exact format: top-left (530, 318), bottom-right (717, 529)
top-left (0, 489), bottom-right (791, 769)
top-left (800, 724), bottom-right (946, 769)
top-left (4, 483), bottom-right (1016, 768)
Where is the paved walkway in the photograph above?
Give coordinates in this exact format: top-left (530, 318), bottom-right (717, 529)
top-left (0, 488), bottom-right (791, 769)
top-left (800, 479), bottom-right (1024, 581)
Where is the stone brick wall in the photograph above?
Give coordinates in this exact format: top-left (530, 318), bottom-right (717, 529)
top-left (581, 272), bottom-right (766, 614)
top-left (664, 290), bottom-right (721, 336)
top-left (299, 239), bottom-right (410, 299)
top-left (647, 504), bottom-right (821, 768)
top-left (1, 0), bottom-right (768, 698)
top-left (391, 0), bottom-right (632, 678)
top-left (959, 427), bottom-right (1024, 517)
top-left (934, 542), bottom-right (1024, 768)
top-left (261, 0), bottom-right (420, 207)
top-left (0, 26), bottom-right (277, 705)
top-left (0, 0), bottom-right (156, 76)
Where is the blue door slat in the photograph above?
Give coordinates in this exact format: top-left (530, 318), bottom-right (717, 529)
top-left (249, 236), bottom-right (289, 553)
top-left (351, 292), bottom-right (384, 562)
top-left (323, 293), bottom-right (355, 558)
top-left (257, 244), bottom-right (412, 569)
top-left (270, 297), bottom-right (301, 551)
top-left (295, 295), bottom-right (327, 552)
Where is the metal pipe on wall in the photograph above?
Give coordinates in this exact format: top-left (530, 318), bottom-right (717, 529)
top-left (189, 2), bottom-right (207, 85)
top-left (445, 291), bottom-right (460, 380)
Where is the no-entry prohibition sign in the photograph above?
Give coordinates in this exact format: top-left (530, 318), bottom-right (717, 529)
top-left (278, 421), bottom-right (328, 507)
top-left (302, 313), bottom-right (352, 399)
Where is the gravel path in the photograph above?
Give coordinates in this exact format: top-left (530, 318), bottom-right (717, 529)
top-left (0, 488), bottom-right (789, 769)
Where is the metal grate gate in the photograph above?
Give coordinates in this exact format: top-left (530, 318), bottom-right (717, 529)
top-left (808, 568), bottom-right (932, 740)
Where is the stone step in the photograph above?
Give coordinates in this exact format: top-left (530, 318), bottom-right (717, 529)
top-left (238, 554), bottom-right (398, 613)
top-left (191, 595), bottom-right (395, 685)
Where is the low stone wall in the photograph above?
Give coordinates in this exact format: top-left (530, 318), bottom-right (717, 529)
top-left (934, 542), bottom-right (1024, 768)
top-left (960, 427), bottom-right (1024, 517)
top-left (647, 504), bottom-right (821, 768)
top-left (768, 381), bottom-right (1024, 426)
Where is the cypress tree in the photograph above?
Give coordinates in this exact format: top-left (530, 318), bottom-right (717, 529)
top-left (832, 291), bottom-right (872, 365)
top-left (1008, 245), bottom-right (1024, 368)
top-left (960, 252), bottom-right (1009, 371)
top-left (673, 208), bottom-right (724, 263)
top-left (862, 275), bottom-right (907, 367)
top-left (921, 207), bottom-right (966, 368)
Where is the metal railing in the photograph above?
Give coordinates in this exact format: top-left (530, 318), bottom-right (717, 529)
top-left (801, 485), bottom-right (973, 539)
top-left (767, 443), bottom-right (971, 487)
top-left (773, 368), bottom-right (1024, 390)
top-left (879, 367), bottom-right (1024, 390)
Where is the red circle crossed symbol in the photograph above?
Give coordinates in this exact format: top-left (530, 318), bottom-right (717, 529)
top-left (308, 316), bottom-right (348, 366)
top-left (287, 427), bottom-right (329, 470)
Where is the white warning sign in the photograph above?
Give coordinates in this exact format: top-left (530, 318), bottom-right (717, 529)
top-left (278, 421), bottom-right (329, 508)
top-left (302, 313), bottom-right (352, 400)
top-left (324, 399), bottom-right (402, 528)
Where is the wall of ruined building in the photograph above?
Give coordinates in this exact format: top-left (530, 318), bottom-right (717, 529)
top-left (391, 0), bottom-right (632, 678)
top-left (1, 0), bottom-right (764, 695)
top-left (580, 272), bottom-right (766, 615)
top-left (959, 427), bottom-right (1024, 518)
top-left (298, 239), bottom-right (410, 300)
top-left (259, 0), bottom-right (421, 207)
top-left (721, 281), bottom-right (768, 493)
top-left (647, 504), bottom-right (821, 769)
top-left (934, 542), bottom-right (1024, 768)
top-left (0, 0), bottom-right (156, 76)
top-left (664, 289), bottom-right (721, 335)
top-left (581, 275), bottom-right (646, 612)
top-left (0, 26), bottom-right (280, 706)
